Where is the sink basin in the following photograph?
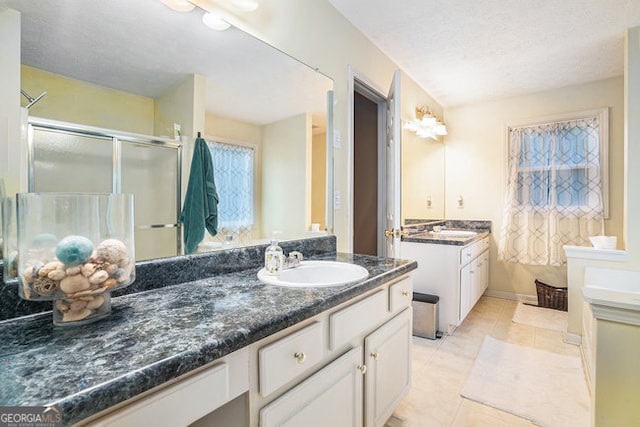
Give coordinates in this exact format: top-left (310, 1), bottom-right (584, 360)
top-left (257, 260), bottom-right (369, 287)
top-left (429, 230), bottom-right (478, 237)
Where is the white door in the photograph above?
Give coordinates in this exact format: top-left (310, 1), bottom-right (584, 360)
top-left (384, 70), bottom-right (402, 258)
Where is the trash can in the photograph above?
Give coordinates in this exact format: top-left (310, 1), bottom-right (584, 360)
top-left (412, 292), bottom-right (439, 339)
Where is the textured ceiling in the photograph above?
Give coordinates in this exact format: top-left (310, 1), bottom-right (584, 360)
top-left (4, 0), bottom-right (332, 127)
top-left (329, 0), bottom-right (640, 107)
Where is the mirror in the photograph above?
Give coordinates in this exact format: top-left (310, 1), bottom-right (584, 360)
top-left (4, 0), bottom-right (334, 261)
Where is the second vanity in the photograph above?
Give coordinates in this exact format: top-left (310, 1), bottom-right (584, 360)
top-left (401, 220), bottom-right (491, 334)
top-left (0, 237), bottom-right (416, 426)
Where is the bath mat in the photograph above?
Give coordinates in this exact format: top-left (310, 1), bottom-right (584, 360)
top-left (512, 302), bottom-right (568, 332)
top-left (461, 336), bottom-right (589, 426)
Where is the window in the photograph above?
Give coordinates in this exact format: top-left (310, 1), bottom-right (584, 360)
top-left (513, 113), bottom-right (607, 215)
top-left (208, 141), bottom-right (254, 230)
top-left (498, 108), bottom-right (608, 266)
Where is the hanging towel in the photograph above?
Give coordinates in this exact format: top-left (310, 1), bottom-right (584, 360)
top-left (179, 137), bottom-right (219, 254)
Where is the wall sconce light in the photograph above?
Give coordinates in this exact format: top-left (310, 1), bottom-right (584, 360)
top-left (404, 106), bottom-right (447, 140)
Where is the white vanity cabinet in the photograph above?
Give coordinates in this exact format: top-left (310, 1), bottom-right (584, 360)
top-left (402, 235), bottom-right (489, 334)
top-left (257, 276), bottom-right (413, 427)
top-left (83, 275), bottom-right (414, 427)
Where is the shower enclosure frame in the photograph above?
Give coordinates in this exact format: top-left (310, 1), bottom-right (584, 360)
top-left (25, 116), bottom-right (183, 258)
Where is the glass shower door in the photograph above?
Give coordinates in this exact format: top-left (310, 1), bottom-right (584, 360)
top-left (30, 127), bottom-right (113, 193)
top-left (121, 141), bottom-right (180, 260)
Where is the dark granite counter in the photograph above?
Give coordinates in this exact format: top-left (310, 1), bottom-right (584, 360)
top-left (401, 219), bottom-right (491, 246)
top-left (0, 246), bottom-right (416, 425)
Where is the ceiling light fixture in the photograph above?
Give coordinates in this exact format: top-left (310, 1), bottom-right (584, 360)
top-left (160, 0), bottom-right (195, 12)
top-left (202, 11), bottom-right (231, 30)
top-left (228, 0), bottom-right (259, 12)
top-left (404, 106), bottom-right (447, 140)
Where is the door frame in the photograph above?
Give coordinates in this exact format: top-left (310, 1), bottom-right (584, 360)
top-left (347, 65), bottom-right (388, 256)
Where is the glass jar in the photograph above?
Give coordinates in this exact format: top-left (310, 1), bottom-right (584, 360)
top-left (15, 193), bottom-right (135, 326)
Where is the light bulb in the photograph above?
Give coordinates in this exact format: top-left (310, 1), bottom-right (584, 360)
top-left (229, 0), bottom-right (259, 12)
top-left (160, 0), bottom-right (195, 12)
top-left (202, 12), bottom-right (231, 30)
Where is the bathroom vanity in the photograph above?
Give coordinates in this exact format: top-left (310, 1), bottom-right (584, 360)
top-left (0, 237), bottom-right (416, 426)
top-left (401, 220), bottom-right (491, 334)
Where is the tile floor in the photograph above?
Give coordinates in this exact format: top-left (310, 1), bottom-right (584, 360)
top-left (390, 296), bottom-right (585, 426)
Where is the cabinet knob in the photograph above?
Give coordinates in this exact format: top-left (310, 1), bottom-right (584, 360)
top-left (357, 364), bottom-right (367, 374)
top-left (294, 352), bottom-right (306, 364)
top-left (402, 291), bottom-right (410, 297)
top-left (370, 352), bottom-right (379, 360)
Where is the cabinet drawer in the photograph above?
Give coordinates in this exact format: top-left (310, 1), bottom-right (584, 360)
top-left (389, 277), bottom-right (413, 313)
top-left (330, 290), bottom-right (387, 350)
top-left (259, 322), bottom-right (324, 397)
top-left (460, 236), bottom-right (490, 265)
top-left (94, 348), bottom-right (248, 426)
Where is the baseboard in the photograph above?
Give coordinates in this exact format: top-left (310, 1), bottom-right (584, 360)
top-left (483, 289), bottom-right (538, 305)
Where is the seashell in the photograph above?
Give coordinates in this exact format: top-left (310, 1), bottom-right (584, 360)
top-left (22, 270), bottom-right (35, 284)
top-left (66, 266), bottom-right (82, 276)
top-left (62, 308), bottom-right (91, 322)
top-left (96, 239), bottom-right (127, 264)
top-left (89, 270), bottom-right (109, 285)
top-left (102, 278), bottom-right (117, 290)
top-left (86, 295), bottom-right (105, 310)
top-left (69, 300), bottom-right (88, 311)
top-left (22, 284), bottom-right (33, 299)
top-left (48, 269), bottom-right (66, 281)
top-left (39, 261), bottom-right (63, 277)
top-left (56, 300), bottom-right (70, 313)
top-left (32, 276), bottom-right (59, 295)
top-left (60, 274), bottom-right (91, 294)
top-left (118, 257), bottom-right (130, 268)
top-left (81, 263), bottom-right (97, 277)
top-left (105, 263), bottom-right (118, 275)
top-left (67, 287), bottom-right (107, 298)
top-left (115, 263), bottom-right (134, 283)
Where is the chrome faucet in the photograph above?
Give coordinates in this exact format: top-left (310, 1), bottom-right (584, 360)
top-left (283, 251), bottom-right (304, 269)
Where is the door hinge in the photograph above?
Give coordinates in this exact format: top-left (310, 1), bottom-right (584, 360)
top-left (384, 229), bottom-right (408, 238)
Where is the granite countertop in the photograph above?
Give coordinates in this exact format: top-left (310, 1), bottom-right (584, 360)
top-left (0, 252), bottom-right (416, 425)
top-left (402, 231), bottom-right (490, 246)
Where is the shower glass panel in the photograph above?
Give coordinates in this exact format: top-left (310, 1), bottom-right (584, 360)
top-left (27, 119), bottom-right (182, 262)
top-left (31, 128), bottom-right (112, 192)
top-left (121, 141), bottom-right (180, 260)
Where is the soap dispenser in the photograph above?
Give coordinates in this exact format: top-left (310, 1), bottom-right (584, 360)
top-left (264, 240), bottom-right (284, 275)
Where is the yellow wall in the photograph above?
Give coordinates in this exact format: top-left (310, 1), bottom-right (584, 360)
top-left (444, 77), bottom-right (625, 297)
top-left (401, 73), bottom-right (446, 221)
top-left (262, 113), bottom-right (311, 238)
top-left (21, 65), bottom-right (154, 135)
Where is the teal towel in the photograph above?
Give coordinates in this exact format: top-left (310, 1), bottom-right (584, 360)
top-left (179, 137), bottom-right (219, 254)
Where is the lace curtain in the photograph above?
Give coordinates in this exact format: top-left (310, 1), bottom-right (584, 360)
top-left (497, 115), bottom-right (605, 266)
top-left (209, 141), bottom-right (254, 234)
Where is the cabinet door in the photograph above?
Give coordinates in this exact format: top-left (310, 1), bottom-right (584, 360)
top-left (478, 251), bottom-right (489, 296)
top-left (259, 346), bottom-right (363, 427)
top-left (364, 308), bottom-right (412, 427)
top-left (460, 262), bottom-right (473, 322)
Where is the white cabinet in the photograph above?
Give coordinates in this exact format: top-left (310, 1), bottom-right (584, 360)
top-left (258, 277), bottom-right (413, 427)
top-left (459, 248), bottom-right (490, 321)
top-left (259, 346), bottom-right (364, 427)
top-left (364, 308), bottom-right (412, 427)
top-left (402, 236), bottom-right (490, 334)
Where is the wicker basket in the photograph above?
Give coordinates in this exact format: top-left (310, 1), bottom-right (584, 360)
top-left (534, 280), bottom-right (568, 311)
